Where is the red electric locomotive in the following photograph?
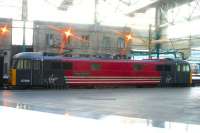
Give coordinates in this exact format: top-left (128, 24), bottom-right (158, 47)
top-left (10, 52), bottom-right (192, 88)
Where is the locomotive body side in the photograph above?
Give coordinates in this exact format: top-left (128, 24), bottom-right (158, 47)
top-left (63, 59), bottom-right (162, 87)
top-left (9, 52), bottom-right (192, 88)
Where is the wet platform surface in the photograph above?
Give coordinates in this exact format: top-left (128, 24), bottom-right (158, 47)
top-left (0, 87), bottom-right (200, 125)
top-left (1, 105), bottom-right (200, 133)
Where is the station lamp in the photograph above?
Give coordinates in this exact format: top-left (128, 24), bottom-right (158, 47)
top-left (125, 33), bottom-right (133, 46)
top-left (48, 25), bottom-right (88, 54)
top-left (0, 26), bottom-right (9, 35)
top-left (126, 34), bottom-right (133, 41)
top-left (64, 29), bottom-right (71, 37)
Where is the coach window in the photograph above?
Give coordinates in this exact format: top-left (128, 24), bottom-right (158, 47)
top-left (91, 63), bottom-right (101, 71)
top-left (133, 64), bottom-right (143, 71)
top-left (63, 62), bottom-right (73, 70)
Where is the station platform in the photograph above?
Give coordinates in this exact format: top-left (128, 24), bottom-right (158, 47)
top-left (0, 105), bottom-right (200, 133)
top-left (1, 87), bottom-right (200, 132)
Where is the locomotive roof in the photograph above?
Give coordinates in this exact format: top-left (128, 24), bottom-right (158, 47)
top-left (13, 52), bottom-right (188, 64)
top-left (13, 52), bottom-right (42, 59)
top-left (13, 52), bottom-right (62, 61)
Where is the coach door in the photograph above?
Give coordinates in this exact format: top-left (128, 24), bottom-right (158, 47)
top-left (32, 60), bottom-right (42, 86)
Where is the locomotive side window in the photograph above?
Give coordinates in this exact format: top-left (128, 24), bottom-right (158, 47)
top-left (165, 65), bottom-right (171, 71)
top-left (91, 63), bottom-right (101, 71)
top-left (63, 62), bottom-right (73, 70)
top-left (133, 64), bottom-right (143, 71)
top-left (44, 61), bottom-right (62, 70)
top-left (33, 61), bottom-right (40, 70)
top-left (51, 62), bottom-right (62, 69)
top-left (156, 65), bottom-right (162, 71)
top-left (156, 65), bottom-right (171, 71)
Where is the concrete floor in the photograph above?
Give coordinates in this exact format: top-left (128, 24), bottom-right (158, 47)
top-left (1, 87), bottom-right (200, 124)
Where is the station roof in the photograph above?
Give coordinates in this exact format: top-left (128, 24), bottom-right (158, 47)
top-left (0, 0), bottom-right (156, 27)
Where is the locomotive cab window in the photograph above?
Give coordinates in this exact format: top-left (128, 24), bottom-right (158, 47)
top-left (44, 61), bottom-right (62, 70)
top-left (23, 60), bottom-right (31, 70)
top-left (133, 64), bottom-right (143, 71)
top-left (16, 59), bottom-right (24, 69)
top-left (177, 64), bottom-right (181, 72)
top-left (186, 64), bottom-right (190, 72)
top-left (156, 65), bottom-right (171, 71)
top-left (183, 65), bottom-right (186, 72)
top-left (16, 59), bottom-right (32, 70)
top-left (184, 64), bottom-right (190, 72)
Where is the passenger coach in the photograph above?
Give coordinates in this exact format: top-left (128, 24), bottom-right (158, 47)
top-left (9, 52), bottom-right (192, 88)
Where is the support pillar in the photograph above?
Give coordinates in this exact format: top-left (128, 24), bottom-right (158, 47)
top-left (155, 6), bottom-right (162, 59)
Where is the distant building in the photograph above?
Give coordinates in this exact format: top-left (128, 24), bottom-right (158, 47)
top-left (33, 21), bottom-right (132, 57)
top-left (0, 18), bottom-right (12, 75)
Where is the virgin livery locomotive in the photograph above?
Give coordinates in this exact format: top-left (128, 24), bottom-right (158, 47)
top-left (9, 52), bottom-right (192, 88)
